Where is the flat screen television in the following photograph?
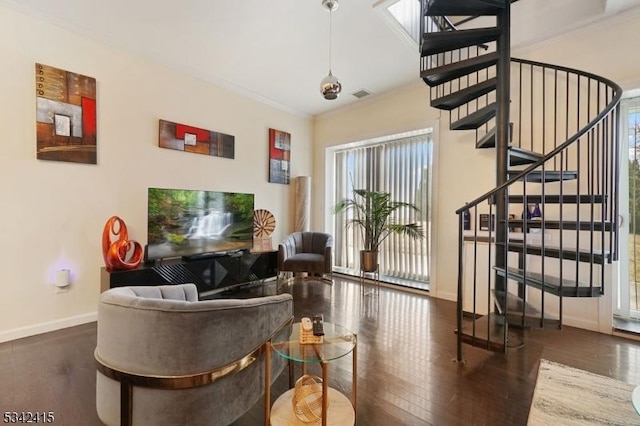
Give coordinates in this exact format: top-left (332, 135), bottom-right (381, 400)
top-left (147, 187), bottom-right (254, 261)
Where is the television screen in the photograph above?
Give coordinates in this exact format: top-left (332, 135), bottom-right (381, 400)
top-left (147, 188), bottom-right (254, 260)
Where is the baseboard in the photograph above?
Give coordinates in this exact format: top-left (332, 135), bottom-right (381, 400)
top-left (612, 329), bottom-right (640, 342)
top-left (435, 291), bottom-right (456, 302)
top-left (0, 312), bottom-right (97, 343)
top-left (561, 315), bottom-right (599, 332)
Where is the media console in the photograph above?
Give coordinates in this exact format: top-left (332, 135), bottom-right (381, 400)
top-left (100, 250), bottom-right (278, 296)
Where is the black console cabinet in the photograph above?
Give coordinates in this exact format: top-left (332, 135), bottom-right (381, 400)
top-left (100, 250), bottom-right (278, 295)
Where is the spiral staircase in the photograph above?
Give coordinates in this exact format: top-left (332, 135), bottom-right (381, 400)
top-left (419, 0), bottom-right (622, 360)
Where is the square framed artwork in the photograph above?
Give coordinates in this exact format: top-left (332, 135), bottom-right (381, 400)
top-left (35, 63), bottom-right (97, 164)
top-left (268, 128), bottom-right (290, 184)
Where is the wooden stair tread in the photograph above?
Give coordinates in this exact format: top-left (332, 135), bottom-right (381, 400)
top-left (494, 266), bottom-right (603, 297)
top-left (421, 27), bottom-right (501, 56)
top-left (421, 53), bottom-right (499, 86)
top-left (451, 102), bottom-right (497, 130)
top-left (431, 78), bottom-right (497, 110)
top-left (503, 240), bottom-right (612, 264)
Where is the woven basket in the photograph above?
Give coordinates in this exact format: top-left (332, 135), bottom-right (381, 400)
top-left (291, 374), bottom-right (327, 423)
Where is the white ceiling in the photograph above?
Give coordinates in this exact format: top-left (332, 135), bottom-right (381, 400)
top-left (4, 0), bottom-right (640, 117)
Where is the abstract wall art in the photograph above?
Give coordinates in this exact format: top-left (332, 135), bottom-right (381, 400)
top-left (268, 128), bottom-right (291, 184)
top-left (159, 119), bottom-right (235, 159)
top-left (35, 63), bottom-right (97, 164)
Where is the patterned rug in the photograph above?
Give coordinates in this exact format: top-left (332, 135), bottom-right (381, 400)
top-left (528, 359), bottom-right (639, 425)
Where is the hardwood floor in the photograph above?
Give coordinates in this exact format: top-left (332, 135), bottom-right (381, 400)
top-left (1, 276), bottom-right (639, 425)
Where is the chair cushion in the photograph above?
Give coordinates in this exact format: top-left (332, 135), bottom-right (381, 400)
top-left (282, 253), bottom-right (325, 273)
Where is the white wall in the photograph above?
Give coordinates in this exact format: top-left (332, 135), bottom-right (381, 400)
top-left (314, 11), bottom-right (640, 333)
top-left (0, 4), bottom-right (313, 342)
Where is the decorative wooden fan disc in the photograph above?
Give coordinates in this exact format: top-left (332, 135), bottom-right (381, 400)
top-left (253, 209), bottom-right (276, 237)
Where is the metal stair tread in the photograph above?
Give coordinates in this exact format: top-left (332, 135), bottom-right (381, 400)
top-left (431, 78), bottom-right (497, 110)
top-left (503, 240), bottom-right (612, 264)
top-left (506, 170), bottom-right (578, 182)
top-left (504, 219), bottom-right (614, 232)
top-left (456, 313), bottom-right (506, 352)
top-left (492, 289), bottom-right (561, 329)
top-left (476, 127), bottom-right (496, 148)
top-left (492, 289), bottom-right (539, 316)
top-left (426, 0), bottom-right (505, 16)
top-left (476, 131), bottom-right (540, 165)
top-left (494, 266), bottom-right (603, 297)
top-left (451, 102), bottom-right (497, 130)
top-left (421, 52), bottom-right (499, 87)
top-left (421, 27), bottom-right (501, 56)
top-left (508, 147), bottom-right (544, 166)
top-left (506, 194), bottom-right (607, 204)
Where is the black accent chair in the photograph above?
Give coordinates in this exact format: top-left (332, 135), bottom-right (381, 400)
top-left (277, 232), bottom-right (333, 283)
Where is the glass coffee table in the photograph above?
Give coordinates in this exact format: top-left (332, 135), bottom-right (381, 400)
top-left (269, 321), bottom-right (357, 426)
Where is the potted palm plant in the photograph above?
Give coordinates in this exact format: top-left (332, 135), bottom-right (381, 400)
top-left (332, 189), bottom-right (425, 272)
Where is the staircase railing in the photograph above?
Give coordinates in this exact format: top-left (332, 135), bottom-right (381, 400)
top-left (455, 59), bottom-right (622, 357)
top-left (420, 0), bottom-right (622, 359)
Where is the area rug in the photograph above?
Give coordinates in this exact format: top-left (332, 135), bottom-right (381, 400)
top-left (528, 359), bottom-right (639, 425)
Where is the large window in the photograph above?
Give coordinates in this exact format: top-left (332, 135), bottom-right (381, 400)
top-left (618, 96), bottom-right (640, 319)
top-left (328, 129), bottom-right (433, 289)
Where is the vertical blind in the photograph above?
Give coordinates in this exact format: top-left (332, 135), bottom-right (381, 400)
top-left (623, 97), bottom-right (640, 318)
top-left (332, 131), bottom-right (432, 283)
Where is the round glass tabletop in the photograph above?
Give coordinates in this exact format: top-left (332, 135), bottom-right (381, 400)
top-left (632, 385), bottom-right (640, 416)
top-left (271, 321), bottom-right (356, 363)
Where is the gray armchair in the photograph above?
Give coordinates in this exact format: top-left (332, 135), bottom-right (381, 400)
top-left (95, 284), bottom-right (293, 426)
top-left (277, 231), bottom-right (333, 283)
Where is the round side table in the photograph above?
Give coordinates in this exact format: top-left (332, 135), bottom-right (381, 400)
top-left (632, 385), bottom-right (640, 416)
top-left (269, 321), bottom-right (357, 426)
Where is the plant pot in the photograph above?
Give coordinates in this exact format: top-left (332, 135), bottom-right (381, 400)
top-left (360, 250), bottom-right (379, 272)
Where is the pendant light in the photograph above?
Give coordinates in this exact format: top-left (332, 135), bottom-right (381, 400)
top-left (320, 0), bottom-right (341, 100)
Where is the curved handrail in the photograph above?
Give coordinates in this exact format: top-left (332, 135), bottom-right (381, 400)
top-left (455, 56), bottom-right (623, 214)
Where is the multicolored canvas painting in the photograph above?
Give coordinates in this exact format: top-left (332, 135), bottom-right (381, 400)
top-left (36, 63), bottom-right (97, 164)
top-left (158, 119), bottom-right (234, 159)
top-left (268, 128), bottom-right (290, 184)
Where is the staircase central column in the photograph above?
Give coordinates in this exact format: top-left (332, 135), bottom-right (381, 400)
top-left (495, 1), bottom-right (511, 299)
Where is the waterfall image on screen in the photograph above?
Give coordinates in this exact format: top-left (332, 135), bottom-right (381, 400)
top-left (187, 211), bottom-right (233, 238)
top-left (147, 188), bottom-right (254, 260)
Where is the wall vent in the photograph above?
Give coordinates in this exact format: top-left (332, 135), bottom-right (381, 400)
top-left (352, 89), bottom-right (372, 99)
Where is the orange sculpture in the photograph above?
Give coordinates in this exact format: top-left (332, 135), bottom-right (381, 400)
top-left (102, 216), bottom-right (143, 271)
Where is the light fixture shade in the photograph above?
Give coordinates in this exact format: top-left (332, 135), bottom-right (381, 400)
top-left (320, 71), bottom-right (342, 100)
top-left (322, 0), bottom-right (339, 12)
